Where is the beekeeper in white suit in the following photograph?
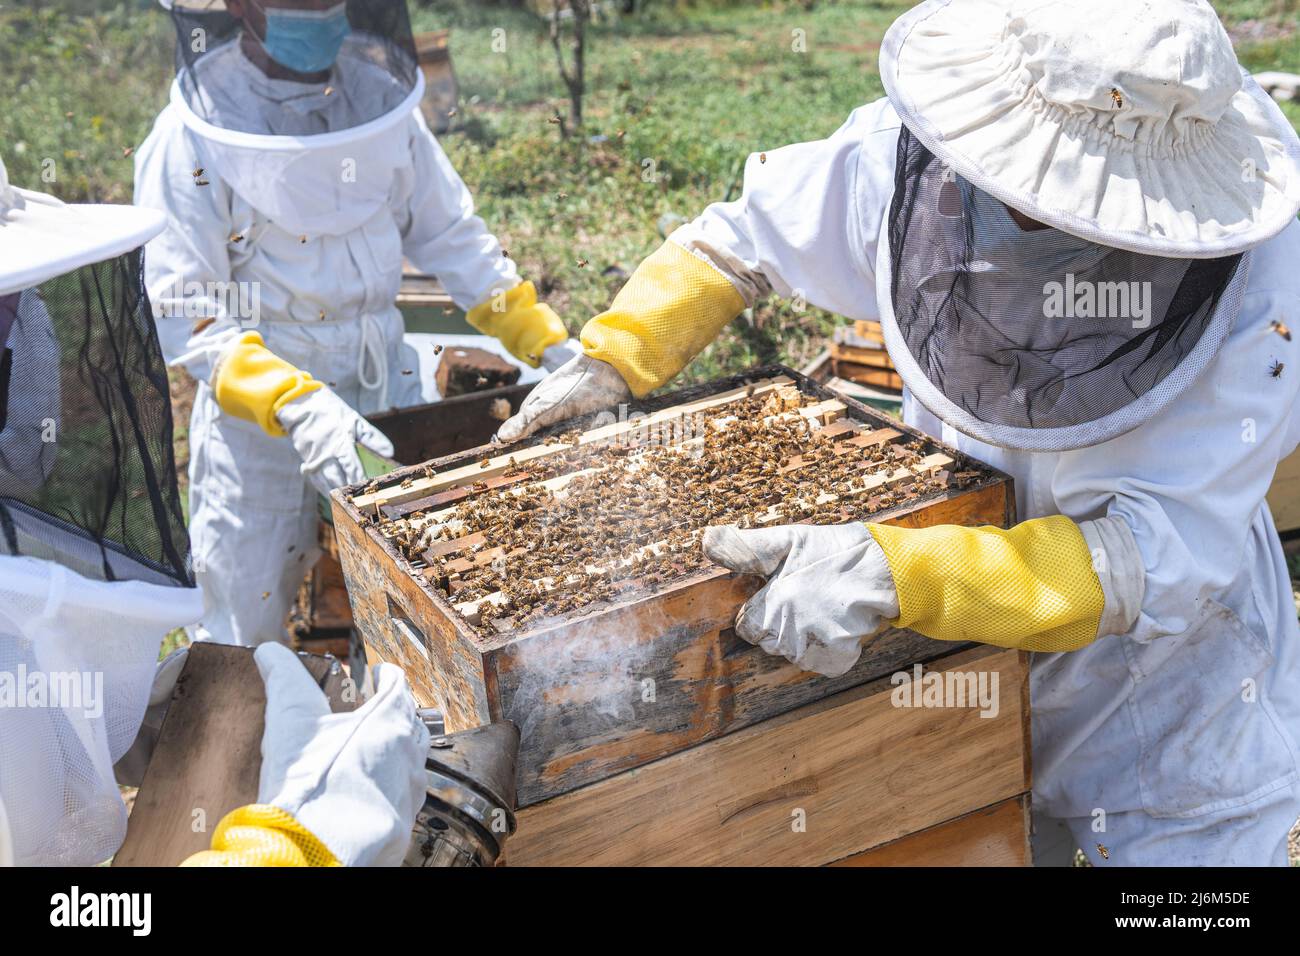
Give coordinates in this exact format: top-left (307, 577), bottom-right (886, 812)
top-left (0, 156), bottom-right (427, 866)
top-left (135, 0), bottom-right (573, 647)
top-left (502, 0), bottom-right (1300, 865)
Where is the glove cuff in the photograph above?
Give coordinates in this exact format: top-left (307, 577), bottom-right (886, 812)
top-left (181, 804), bottom-right (341, 867)
top-left (580, 240), bottom-right (745, 397)
top-left (211, 331), bottom-right (321, 437)
top-left (867, 515), bottom-right (1106, 652)
top-left (467, 281), bottom-right (568, 368)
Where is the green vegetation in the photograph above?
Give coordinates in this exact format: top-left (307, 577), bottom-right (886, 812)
top-left (2, 0), bottom-right (1298, 388)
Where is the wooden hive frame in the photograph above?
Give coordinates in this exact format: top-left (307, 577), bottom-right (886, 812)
top-left (331, 365), bottom-right (1015, 806)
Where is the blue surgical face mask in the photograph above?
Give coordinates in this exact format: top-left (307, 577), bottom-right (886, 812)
top-left (251, 1), bottom-right (351, 75)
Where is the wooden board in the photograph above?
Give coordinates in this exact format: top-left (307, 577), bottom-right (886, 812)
top-left (505, 645), bottom-right (1029, 866)
top-left (113, 643), bottom-right (354, 867)
top-left (1267, 447), bottom-right (1300, 534)
top-left (332, 365), bottom-right (1014, 806)
top-left (829, 794), bottom-right (1031, 867)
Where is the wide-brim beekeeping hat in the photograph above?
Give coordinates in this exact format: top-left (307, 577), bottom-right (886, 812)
top-left (879, 0), bottom-right (1300, 258)
top-left (0, 155), bottom-right (164, 296)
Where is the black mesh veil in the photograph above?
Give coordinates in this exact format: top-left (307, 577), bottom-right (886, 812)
top-left (168, 0), bottom-right (419, 135)
top-left (0, 250), bottom-right (192, 587)
top-left (884, 126), bottom-right (1245, 449)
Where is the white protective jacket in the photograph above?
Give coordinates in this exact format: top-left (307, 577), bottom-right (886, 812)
top-left (673, 98), bottom-right (1300, 864)
top-left (134, 94), bottom-right (521, 647)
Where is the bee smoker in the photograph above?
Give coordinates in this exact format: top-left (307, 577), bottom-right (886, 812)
top-left (404, 712), bottom-right (520, 867)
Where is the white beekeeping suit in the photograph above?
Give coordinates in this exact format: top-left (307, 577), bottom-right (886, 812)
top-left (136, 0), bottom-right (568, 647)
top-left (0, 155), bottom-right (206, 865)
top-left (0, 155), bottom-right (428, 868)
top-left (502, 0), bottom-right (1300, 865)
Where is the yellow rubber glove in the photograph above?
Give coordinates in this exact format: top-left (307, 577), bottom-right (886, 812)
top-left (211, 331), bottom-right (321, 437)
top-left (466, 280), bottom-right (568, 368)
top-left (580, 240), bottom-right (746, 397)
top-left (867, 515), bottom-right (1109, 652)
top-left (181, 805), bottom-right (339, 867)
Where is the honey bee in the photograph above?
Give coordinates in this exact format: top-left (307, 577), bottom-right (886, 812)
top-left (298, 235), bottom-right (308, 243)
top-left (192, 166), bottom-right (204, 178)
top-left (616, 128), bottom-right (626, 140)
top-left (1109, 88), bottom-right (1123, 108)
top-left (323, 85), bottom-right (335, 96)
top-left (577, 258), bottom-right (589, 268)
top-left (194, 178), bottom-right (210, 187)
top-left (401, 368), bottom-right (414, 376)
top-left (229, 233), bottom-right (244, 243)
top-left (1270, 359), bottom-right (1285, 378)
top-left (1096, 843), bottom-right (1110, 861)
top-left (547, 114), bottom-right (562, 125)
top-left (1270, 319), bottom-right (1292, 341)
top-left (121, 146), bottom-right (134, 158)
top-left (759, 152), bottom-right (767, 164)
top-left (433, 344), bottom-right (444, 355)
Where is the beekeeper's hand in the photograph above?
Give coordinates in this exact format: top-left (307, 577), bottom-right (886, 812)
top-left (466, 280), bottom-right (569, 369)
top-left (276, 388), bottom-right (394, 495)
top-left (209, 331), bottom-right (393, 494)
top-left (707, 515), bottom-right (1145, 671)
top-left (184, 643), bottom-right (429, 867)
top-left (497, 353), bottom-right (632, 442)
top-left (113, 646), bottom-right (189, 788)
top-left (702, 523), bottom-right (899, 677)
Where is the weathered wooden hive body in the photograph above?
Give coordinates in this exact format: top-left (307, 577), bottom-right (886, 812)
top-left (332, 366), bottom-right (1031, 864)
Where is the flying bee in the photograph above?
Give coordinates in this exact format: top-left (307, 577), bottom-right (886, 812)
top-left (577, 258), bottom-right (589, 268)
top-left (192, 166), bottom-right (204, 178)
top-left (433, 344), bottom-right (444, 355)
top-left (1270, 319), bottom-right (1292, 341)
top-left (1096, 843), bottom-right (1110, 861)
top-left (229, 232), bottom-right (244, 243)
top-left (323, 86), bottom-right (334, 96)
top-left (121, 146), bottom-right (134, 158)
top-left (194, 178), bottom-right (210, 187)
top-left (298, 235), bottom-right (307, 243)
top-left (1270, 359), bottom-right (1285, 379)
top-left (1109, 88), bottom-right (1123, 108)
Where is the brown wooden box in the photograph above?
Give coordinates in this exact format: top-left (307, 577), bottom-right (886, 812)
top-left (331, 365), bottom-right (1015, 808)
top-left (506, 644), bottom-right (1031, 866)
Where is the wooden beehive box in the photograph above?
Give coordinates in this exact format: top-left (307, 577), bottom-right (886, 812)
top-left (332, 366), bottom-right (1016, 816)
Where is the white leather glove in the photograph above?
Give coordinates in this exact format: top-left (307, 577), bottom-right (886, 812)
top-left (254, 643), bottom-right (429, 867)
top-left (540, 337), bottom-right (583, 372)
top-left (497, 353), bottom-right (633, 442)
top-left (701, 523), bottom-right (901, 677)
top-left (114, 646), bottom-right (189, 788)
top-left (275, 387), bottom-right (395, 496)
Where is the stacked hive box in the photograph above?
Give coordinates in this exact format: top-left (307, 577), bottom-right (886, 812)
top-left (332, 366), bottom-right (1032, 865)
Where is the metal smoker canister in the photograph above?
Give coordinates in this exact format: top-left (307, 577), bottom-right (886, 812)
top-left (405, 714), bottom-right (520, 867)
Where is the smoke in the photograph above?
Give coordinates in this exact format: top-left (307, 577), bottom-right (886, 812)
top-left (499, 592), bottom-right (670, 748)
